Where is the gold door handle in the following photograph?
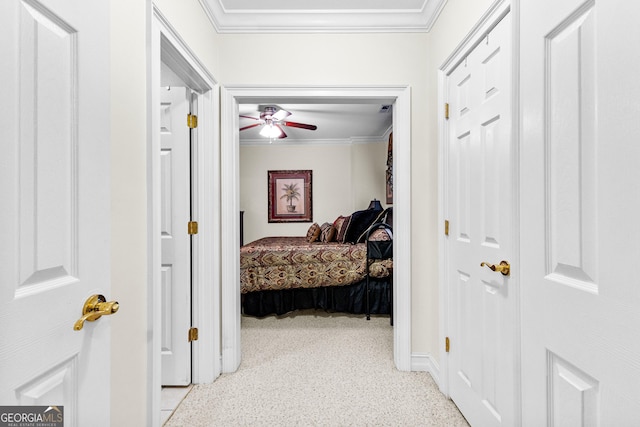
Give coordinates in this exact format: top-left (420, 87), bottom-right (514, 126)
top-left (480, 260), bottom-right (510, 276)
top-left (73, 294), bottom-right (119, 331)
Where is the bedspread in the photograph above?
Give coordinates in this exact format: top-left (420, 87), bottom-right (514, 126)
top-left (240, 236), bottom-right (391, 294)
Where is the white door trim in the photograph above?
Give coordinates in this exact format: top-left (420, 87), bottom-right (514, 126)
top-left (150, 5), bottom-right (221, 425)
top-left (221, 85), bottom-right (412, 373)
top-left (437, 0), bottom-right (521, 416)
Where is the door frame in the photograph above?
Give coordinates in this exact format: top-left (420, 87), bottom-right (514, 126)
top-left (220, 85), bottom-right (412, 373)
top-left (437, 0), bottom-right (521, 411)
top-left (150, 6), bottom-right (221, 425)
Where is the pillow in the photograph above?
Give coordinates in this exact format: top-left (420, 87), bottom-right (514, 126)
top-left (306, 223), bottom-right (321, 242)
top-left (356, 210), bottom-right (389, 243)
top-left (333, 215), bottom-right (351, 243)
top-left (333, 215), bottom-right (346, 233)
top-left (344, 209), bottom-right (386, 244)
top-left (319, 222), bottom-right (337, 242)
top-left (368, 228), bottom-right (391, 241)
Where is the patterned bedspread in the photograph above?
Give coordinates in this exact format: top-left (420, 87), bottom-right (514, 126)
top-left (240, 236), bottom-right (392, 294)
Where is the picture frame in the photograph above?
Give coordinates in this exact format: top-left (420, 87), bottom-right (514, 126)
top-left (268, 170), bottom-right (313, 223)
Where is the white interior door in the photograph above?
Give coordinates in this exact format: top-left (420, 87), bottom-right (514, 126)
top-left (160, 86), bottom-right (192, 386)
top-left (446, 11), bottom-right (517, 426)
top-left (520, 0), bottom-right (640, 424)
top-left (0, 0), bottom-right (111, 425)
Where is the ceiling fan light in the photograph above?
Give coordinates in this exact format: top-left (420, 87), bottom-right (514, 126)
top-left (259, 124), bottom-right (282, 138)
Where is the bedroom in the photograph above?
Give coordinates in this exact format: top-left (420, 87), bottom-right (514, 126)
top-left (238, 103), bottom-right (393, 318)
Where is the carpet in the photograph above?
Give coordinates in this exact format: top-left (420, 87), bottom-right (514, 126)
top-left (165, 311), bottom-right (469, 426)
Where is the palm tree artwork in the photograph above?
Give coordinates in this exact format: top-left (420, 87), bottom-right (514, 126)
top-left (268, 170), bottom-right (312, 222)
top-left (280, 182), bottom-right (301, 213)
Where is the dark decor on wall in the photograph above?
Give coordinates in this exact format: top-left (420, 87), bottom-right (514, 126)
top-left (386, 133), bottom-right (393, 205)
top-left (268, 170), bottom-right (312, 223)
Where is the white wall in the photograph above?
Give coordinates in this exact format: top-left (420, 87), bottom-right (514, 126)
top-left (240, 141), bottom-right (387, 243)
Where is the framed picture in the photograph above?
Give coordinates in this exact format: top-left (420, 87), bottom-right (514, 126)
top-left (268, 170), bottom-right (313, 223)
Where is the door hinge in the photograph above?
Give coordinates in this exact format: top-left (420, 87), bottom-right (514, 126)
top-left (188, 221), bottom-right (198, 235)
top-left (187, 114), bottom-right (198, 129)
top-left (188, 327), bottom-right (199, 342)
top-left (446, 336), bottom-right (450, 353)
top-left (444, 220), bottom-right (449, 236)
top-left (445, 103), bottom-right (450, 120)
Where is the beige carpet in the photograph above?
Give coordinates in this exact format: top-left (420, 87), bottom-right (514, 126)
top-left (165, 311), bottom-right (469, 426)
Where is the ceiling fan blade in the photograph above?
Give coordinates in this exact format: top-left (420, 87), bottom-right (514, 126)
top-left (281, 121), bottom-right (317, 131)
top-left (239, 115), bottom-right (260, 120)
top-left (272, 109), bottom-right (291, 121)
top-left (275, 124), bottom-right (287, 139)
top-left (240, 123), bottom-right (262, 131)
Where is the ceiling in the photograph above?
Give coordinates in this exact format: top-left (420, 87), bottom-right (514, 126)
top-left (199, 0), bottom-right (447, 33)
top-left (238, 103), bottom-right (393, 145)
top-left (200, 1), bottom-right (445, 145)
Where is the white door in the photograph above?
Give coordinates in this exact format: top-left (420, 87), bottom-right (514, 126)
top-left (446, 12), bottom-right (517, 426)
top-left (161, 86), bottom-right (193, 385)
top-left (520, 0), bottom-right (640, 424)
top-left (0, 0), bottom-right (111, 425)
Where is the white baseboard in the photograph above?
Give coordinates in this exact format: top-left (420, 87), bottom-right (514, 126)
top-left (411, 353), bottom-right (441, 389)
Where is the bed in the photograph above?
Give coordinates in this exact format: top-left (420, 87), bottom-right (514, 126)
top-left (241, 208), bottom-right (393, 317)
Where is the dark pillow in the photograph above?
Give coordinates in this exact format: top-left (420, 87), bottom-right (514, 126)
top-left (357, 209), bottom-right (391, 243)
top-left (319, 222), bottom-right (336, 242)
top-left (344, 209), bottom-right (385, 244)
top-left (306, 223), bottom-right (321, 242)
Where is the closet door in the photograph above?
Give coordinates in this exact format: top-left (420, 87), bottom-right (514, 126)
top-left (160, 86), bottom-right (192, 386)
top-left (446, 11), bottom-right (517, 427)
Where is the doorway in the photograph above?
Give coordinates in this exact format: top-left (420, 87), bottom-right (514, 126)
top-left (220, 86), bottom-right (412, 373)
top-left (150, 7), bottom-right (220, 425)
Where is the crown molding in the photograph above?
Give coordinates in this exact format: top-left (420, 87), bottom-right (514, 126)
top-left (240, 136), bottom-right (383, 146)
top-left (198, 0), bottom-right (447, 34)
top-left (239, 124), bottom-right (392, 146)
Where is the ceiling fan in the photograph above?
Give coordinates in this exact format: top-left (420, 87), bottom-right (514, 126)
top-left (239, 106), bottom-right (317, 139)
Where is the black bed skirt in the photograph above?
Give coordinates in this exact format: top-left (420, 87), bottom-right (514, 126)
top-left (242, 278), bottom-right (391, 318)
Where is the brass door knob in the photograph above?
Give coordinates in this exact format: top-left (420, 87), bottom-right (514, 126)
top-left (73, 294), bottom-right (119, 331)
top-left (480, 260), bottom-right (510, 276)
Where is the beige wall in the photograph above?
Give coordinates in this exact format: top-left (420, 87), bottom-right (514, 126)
top-left (110, 1), bottom-right (148, 425)
top-left (110, 0), bottom-right (499, 424)
top-left (423, 0), bottom-right (497, 357)
top-left (351, 141), bottom-right (389, 211)
top-left (240, 141), bottom-right (387, 243)
top-left (110, 0), bottom-right (222, 425)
